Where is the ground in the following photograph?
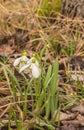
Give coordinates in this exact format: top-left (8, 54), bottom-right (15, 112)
top-left (0, 1), bottom-right (84, 130)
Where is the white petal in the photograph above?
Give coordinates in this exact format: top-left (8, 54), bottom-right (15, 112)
top-left (31, 63), bottom-right (41, 78)
top-left (31, 57), bottom-right (39, 67)
top-left (19, 60), bottom-right (31, 73)
top-left (21, 56), bottom-right (29, 62)
top-left (13, 56), bottom-right (29, 67)
top-left (35, 60), bottom-right (39, 67)
top-left (13, 57), bottom-right (22, 66)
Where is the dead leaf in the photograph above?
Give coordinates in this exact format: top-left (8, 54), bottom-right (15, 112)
top-left (71, 103), bottom-right (84, 114)
top-left (77, 114), bottom-right (84, 121)
top-left (0, 45), bottom-right (14, 57)
top-left (71, 73), bottom-right (84, 81)
top-left (62, 119), bottom-right (84, 127)
top-left (56, 111), bottom-right (76, 122)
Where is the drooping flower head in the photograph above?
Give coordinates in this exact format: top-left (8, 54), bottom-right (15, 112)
top-left (13, 50), bottom-right (29, 70)
top-left (19, 57), bottom-right (41, 78)
top-left (13, 52), bottom-right (41, 78)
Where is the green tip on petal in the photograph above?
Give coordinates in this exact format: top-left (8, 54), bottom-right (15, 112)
top-left (32, 58), bottom-right (36, 63)
top-left (46, 44), bottom-right (50, 49)
top-left (33, 53), bottom-right (38, 58)
top-left (22, 50), bottom-right (27, 56)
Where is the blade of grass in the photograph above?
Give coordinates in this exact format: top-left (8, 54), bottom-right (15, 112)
top-left (0, 62), bottom-right (22, 96)
top-left (50, 58), bottom-right (59, 95)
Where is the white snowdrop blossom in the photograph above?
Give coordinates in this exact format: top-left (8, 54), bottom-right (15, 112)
top-left (19, 57), bottom-right (41, 78)
top-left (13, 56), bottom-right (29, 70)
top-left (14, 56), bottom-right (41, 78)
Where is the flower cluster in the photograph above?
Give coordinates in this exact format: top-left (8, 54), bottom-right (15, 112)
top-left (13, 55), bottom-right (41, 78)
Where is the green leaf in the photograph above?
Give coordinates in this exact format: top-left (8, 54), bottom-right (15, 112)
top-left (50, 58), bottom-right (59, 95)
top-left (44, 64), bottom-right (52, 88)
top-left (0, 62), bottom-right (22, 96)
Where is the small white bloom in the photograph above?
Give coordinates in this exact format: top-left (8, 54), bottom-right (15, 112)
top-left (14, 54), bottom-right (41, 78)
top-left (19, 57), bottom-right (41, 78)
top-left (13, 56), bottom-right (29, 67)
top-left (31, 63), bottom-right (41, 78)
top-left (19, 60), bottom-right (31, 73)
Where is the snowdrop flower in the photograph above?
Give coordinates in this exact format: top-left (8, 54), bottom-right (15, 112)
top-left (13, 51), bottom-right (29, 70)
top-left (13, 50), bottom-right (29, 69)
top-left (19, 57), bottom-right (41, 78)
top-left (13, 56), bottom-right (29, 67)
top-left (13, 51), bottom-right (41, 78)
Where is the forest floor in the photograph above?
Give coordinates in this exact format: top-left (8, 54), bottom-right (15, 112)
top-left (0, 1), bottom-right (84, 130)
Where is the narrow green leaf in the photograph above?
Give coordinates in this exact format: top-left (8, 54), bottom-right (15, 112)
top-left (0, 62), bottom-right (22, 96)
top-left (50, 58), bottom-right (59, 95)
top-left (44, 64), bottom-right (52, 88)
top-left (46, 95), bottom-right (51, 119)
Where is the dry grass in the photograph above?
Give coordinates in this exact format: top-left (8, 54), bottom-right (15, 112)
top-left (0, 0), bottom-right (84, 129)
top-left (0, 0), bottom-right (83, 55)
